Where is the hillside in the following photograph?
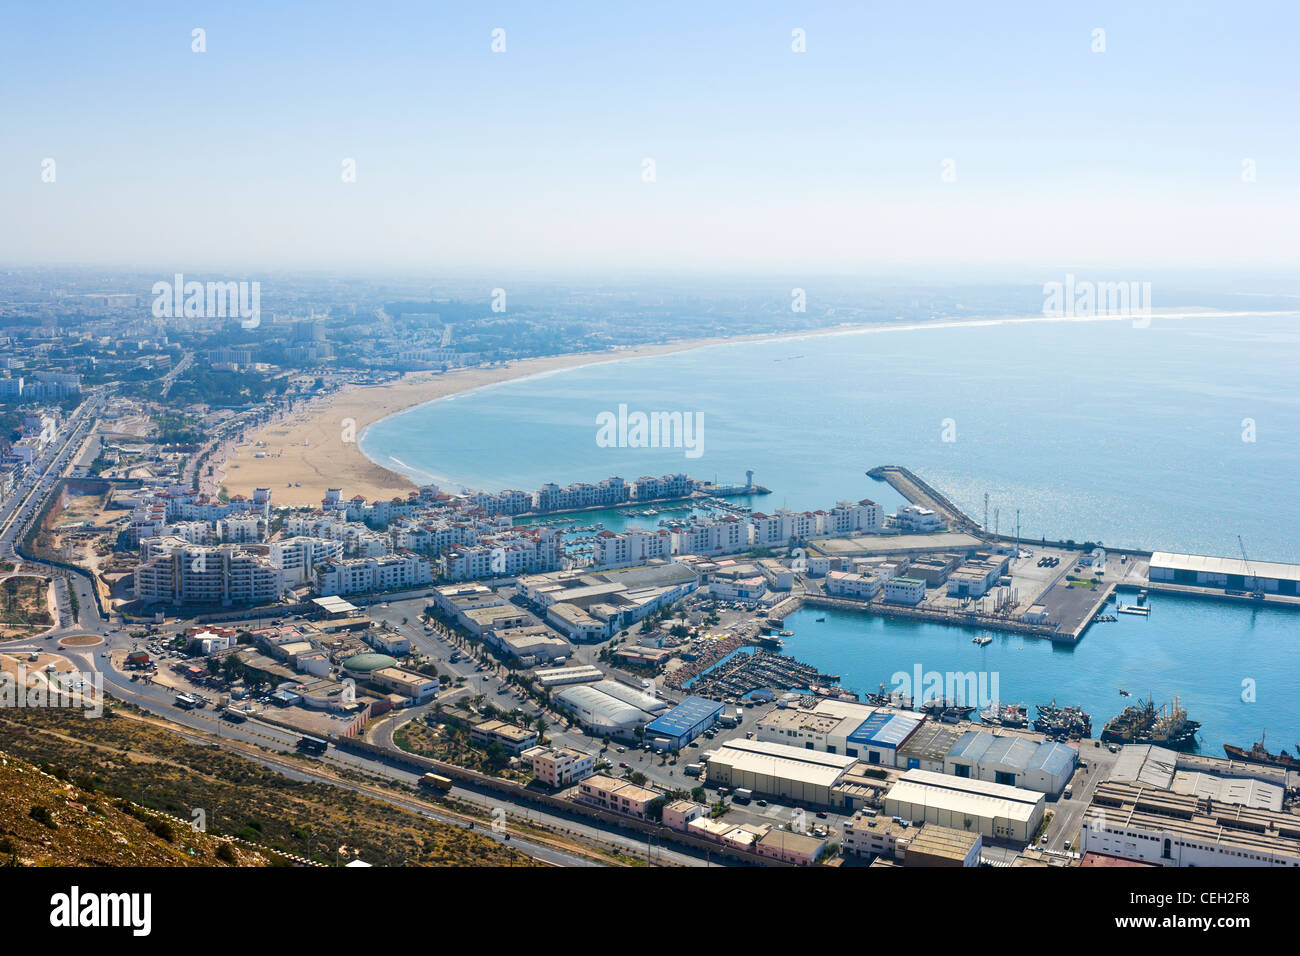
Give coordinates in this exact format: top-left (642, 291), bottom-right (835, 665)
top-left (0, 748), bottom-right (269, 867)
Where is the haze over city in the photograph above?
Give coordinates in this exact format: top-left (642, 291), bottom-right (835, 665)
top-left (5, 1), bottom-right (1300, 273)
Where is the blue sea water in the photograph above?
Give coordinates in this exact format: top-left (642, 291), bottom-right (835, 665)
top-left (362, 310), bottom-right (1300, 751)
top-left (779, 593), bottom-right (1299, 756)
top-left (363, 312), bottom-right (1300, 561)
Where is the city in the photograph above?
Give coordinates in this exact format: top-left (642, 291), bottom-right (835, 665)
top-left (3, 0), bottom-right (1294, 939)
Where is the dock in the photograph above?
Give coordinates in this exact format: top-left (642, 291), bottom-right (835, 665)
top-left (866, 465), bottom-right (982, 533)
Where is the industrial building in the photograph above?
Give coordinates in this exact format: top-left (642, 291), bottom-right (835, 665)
top-left (755, 698), bottom-right (922, 766)
top-left (1081, 780), bottom-right (1300, 867)
top-left (643, 696), bottom-right (725, 750)
top-left (554, 683), bottom-right (657, 738)
top-left (884, 769), bottom-right (1046, 844)
top-left (1149, 550), bottom-right (1300, 596)
top-left (944, 731), bottom-right (1076, 795)
top-left (755, 828), bottom-right (828, 866)
top-left (705, 738), bottom-right (858, 807)
top-left (903, 824), bottom-right (983, 867)
top-left (847, 710), bottom-right (926, 766)
top-left (896, 722), bottom-right (966, 773)
top-left (1111, 744), bottom-right (1286, 811)
top-left (842, 811), bottom-right (911, 860)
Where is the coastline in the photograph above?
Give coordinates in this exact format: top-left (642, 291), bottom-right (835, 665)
top-left (218, 328), bottom-right (849, 504)
top-left (217, 307), bottom-right (1294, 506)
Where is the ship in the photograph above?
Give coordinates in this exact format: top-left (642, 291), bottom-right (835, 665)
top-left (1223, 731), bottom-right (1300, 769)
top-left (918, 697), bottom-right (976, 719)
top-left (1034, 699), bottom-right (1092, 739)
top-left (980, 702), bottom-right (1028, 728)
top-left (1101, 695), bottom-right (1200, 750)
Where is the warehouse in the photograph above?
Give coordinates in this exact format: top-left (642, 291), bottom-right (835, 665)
top-left (554, 683), bottom-right (655, 738)
top-left (896, 722), bottom-right (965, 772)
top-left (643, 696), bottom-right (725, 750)
top-left (846, 709), bottom-right (925, 766)
top-left (705, 738), bottom-right (857, 807)
top-left (1081, 781), bottom-right (1300, 867)
top-left (884, 769), bottom-right (1045, 844)
top-left (1149, 551), bottom-right (1300, 596)
top-left (590, 679), bottom-right (668, 716)
top-left (903, 824), bottom-right (983, 868)
top-left (943, 730), bottom-right (1075, 795)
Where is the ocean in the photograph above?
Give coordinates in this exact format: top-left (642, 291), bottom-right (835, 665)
top-left (361, 310), bottom-right (1300, 752)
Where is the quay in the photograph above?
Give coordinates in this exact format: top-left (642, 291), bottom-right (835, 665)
top-left (867, 464), bottom-right (981, 533)
top-left (855, 465), bottom-right (1300, 646)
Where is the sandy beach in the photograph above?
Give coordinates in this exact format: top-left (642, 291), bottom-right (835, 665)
top-left (216, 307), bottom-right (1265, 507)
top-left (217, 333), bottom-right (793, 505)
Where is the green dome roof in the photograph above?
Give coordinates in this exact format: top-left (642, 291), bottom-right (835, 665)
top-left (341, 653), bottom-right (397, 673)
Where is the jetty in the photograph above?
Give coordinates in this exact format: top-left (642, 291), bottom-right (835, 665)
top-left (866, 465), bottom-right (982, 533)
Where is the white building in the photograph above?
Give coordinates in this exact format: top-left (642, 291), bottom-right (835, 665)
top-left (824, 570), bottom-right (881, 600)
top-left (317, 552), bottom-right (433, 595)
top-left (1080, 781), bottom-right (1300, 867)
top-left (883, 576), bottom-right (926, 605)
top-left (524, 745), bottom-right (596, 788)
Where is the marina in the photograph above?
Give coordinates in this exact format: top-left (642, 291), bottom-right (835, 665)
top-left (684, 647), bottom-right (847, 701)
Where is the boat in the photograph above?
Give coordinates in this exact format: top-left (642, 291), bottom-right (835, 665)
top-left (980, 702), bottom-right (1028, 728)
top-left (1117, 604), bottom-right (1149, 616)
top-left (1034, 699), bottom-right (1092, 738)
top-left (918, 697), bottom-right (976, 719)
top-left (1101, 695), bottom-right (1200, 750)
top-left (1223, 731), bottom-right (1300, 769)
top-left (1119, 689), bottom-right (1130, 697)
top-left (972, 635), bottom-right (992, 646)
top-left (815, 617), bottom-right (826, 623)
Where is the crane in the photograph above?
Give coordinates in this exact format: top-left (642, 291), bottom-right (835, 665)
top-left (1237, 535), bottom-right (1265, 600)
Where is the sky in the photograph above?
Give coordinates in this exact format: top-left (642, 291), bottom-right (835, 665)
top-left (3, 1), bottom-right (1299, 277)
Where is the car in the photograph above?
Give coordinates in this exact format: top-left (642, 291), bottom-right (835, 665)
top-left (815, 811), bottom-right (827, 819)
top-left (618, 761), bottom-right (630, 769)
top-left (1039, 834), bottom-right (1049, 845)
top-left (616, 747), bottom-right (625, 753)
top-left (756, 799), bottom-right (768, 807)
top-left (1064, 841), bottom-right (1072, 852)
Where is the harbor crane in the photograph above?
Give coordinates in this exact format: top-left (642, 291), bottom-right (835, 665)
top-left (1237, 535), bottom-right (1265, 600)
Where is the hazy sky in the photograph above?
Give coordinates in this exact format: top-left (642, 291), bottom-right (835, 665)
top-left (4, 2), bottom-right (1299, 275)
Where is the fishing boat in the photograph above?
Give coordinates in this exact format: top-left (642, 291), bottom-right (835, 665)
top-left (1101, 695), bottom-right (1199, 749)
top-left (1034, 699), bottom-right (1092, 738)
top-left (980, 702), bottom-right (1028, 728)
top-left (1223, 731), bottom-right (1300, 769)
top-left (918, 697), bottom-right (976, 719)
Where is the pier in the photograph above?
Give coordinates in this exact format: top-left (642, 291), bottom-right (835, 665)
top-left (867, 464), bottom-right (982, 533)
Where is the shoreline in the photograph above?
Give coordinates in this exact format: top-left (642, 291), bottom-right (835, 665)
top-left (217, 307), bottom-right (1296, 505)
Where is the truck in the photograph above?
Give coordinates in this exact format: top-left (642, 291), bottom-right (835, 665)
top-left (733, 788), bottom-right (754, 804)
top-left (684, 762), bottom-right (704, 777)
top-left (295, 735), bottom-right (328, 756)
top-left (419, 772), bottom-right (453, 793)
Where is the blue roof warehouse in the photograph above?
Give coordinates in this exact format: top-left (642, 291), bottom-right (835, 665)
top-left (644, 696), bottom-right (725, 750)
